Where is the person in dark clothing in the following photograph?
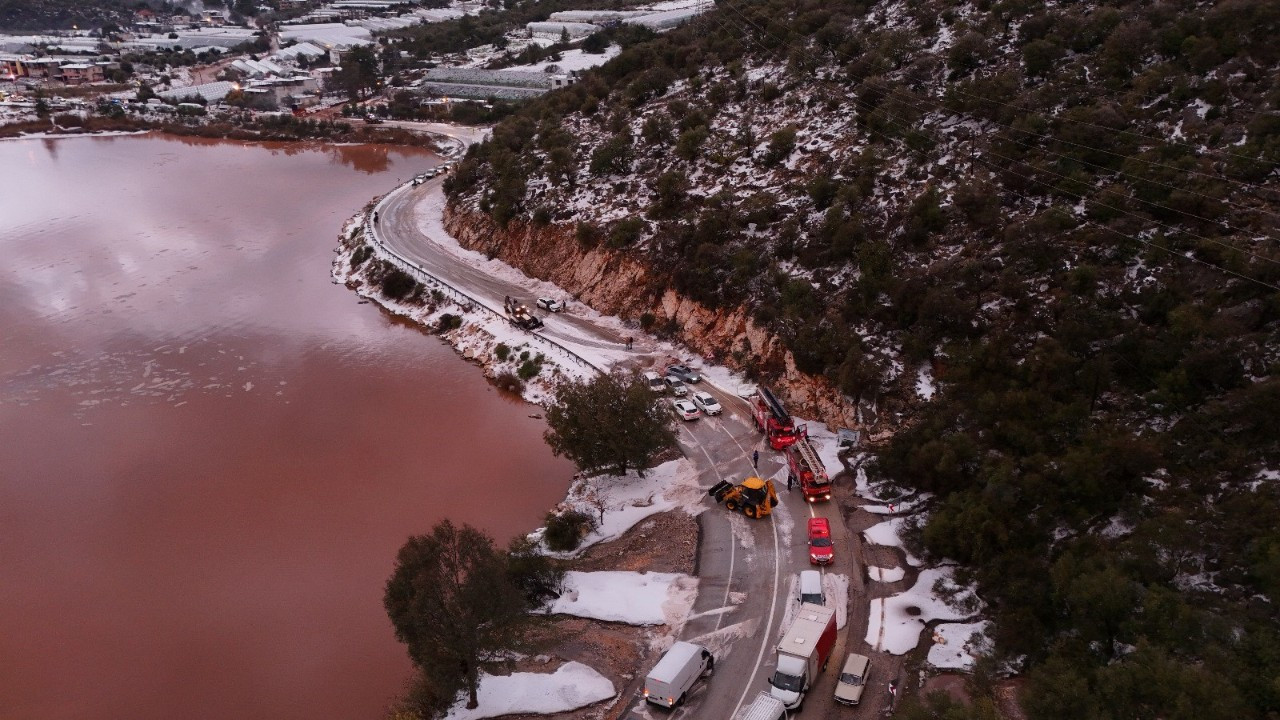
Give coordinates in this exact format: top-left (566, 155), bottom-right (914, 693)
top-left (787, 474), bottom-right (794, 491)
top-left (752, 449), bottom-right (759, 470)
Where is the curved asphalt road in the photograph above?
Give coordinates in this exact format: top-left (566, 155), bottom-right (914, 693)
top-left (367, 122), bottom-right (878, 720)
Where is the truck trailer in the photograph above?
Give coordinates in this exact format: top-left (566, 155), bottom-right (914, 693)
top-left (770, 602), bottom-right (837, 710)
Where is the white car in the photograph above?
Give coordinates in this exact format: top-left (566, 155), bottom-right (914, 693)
top-left (664, 376), bottom-right (689, 396)
top-left (691, 391), bottom-right (721, 415)
top-left (536, 297), bottom-right (564, 312)
top-left (672, 398), bottom-right (701, 421)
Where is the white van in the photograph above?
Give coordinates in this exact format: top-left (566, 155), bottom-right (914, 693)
top-left (642, 370), bottom-right (665, 393)
top-left (643, 641), bottom-right (714, 709)
top-left (740, 691), bottom-right (786, 720)
top-left (799, 570), bottom-right (824, 605)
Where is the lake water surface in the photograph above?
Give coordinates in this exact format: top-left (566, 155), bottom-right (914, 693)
top-left (0, 134), bottom-right (574, 720)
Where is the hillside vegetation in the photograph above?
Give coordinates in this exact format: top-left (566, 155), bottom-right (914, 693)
top-left (447, 0), bottom-right (1280, 716)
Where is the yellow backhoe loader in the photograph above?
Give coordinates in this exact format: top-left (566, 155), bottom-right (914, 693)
top-left (708, 476), bottom-right (779, 519)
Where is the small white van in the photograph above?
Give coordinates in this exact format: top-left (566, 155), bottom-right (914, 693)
top-left (642, 370), bottom-right (665, 393)
top-left (799, 570), bottom-right (824, 605)
top-left (643, 641), bottom-right (714, 709)
top-left (741, 691), bottom-right (787, 720)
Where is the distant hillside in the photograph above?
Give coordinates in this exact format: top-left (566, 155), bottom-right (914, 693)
top-left (0, 0), bottom-right (132, 31)
top-left (446, 0), bottom-right (1280, 717)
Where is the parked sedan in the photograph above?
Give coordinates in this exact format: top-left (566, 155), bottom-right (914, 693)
top-left (691, 391), bottom-right (722, 415)
top-left (536, 297), bottom-right (564, 312)
top-left (834, 653), bottom-right (871, 706)
top-left (665, 363), bottom-right (701, 383)
top-left (671, 398), bottom-right (701, 421)
top-left (664, 376), bottom-right (689, 396)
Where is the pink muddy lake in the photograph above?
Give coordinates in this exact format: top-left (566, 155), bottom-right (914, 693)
top-left (0, 134), bottom-right (574, 720)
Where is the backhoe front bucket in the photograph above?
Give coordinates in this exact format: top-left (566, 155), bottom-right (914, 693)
top-left (708, 480), bottom-right (733, 502)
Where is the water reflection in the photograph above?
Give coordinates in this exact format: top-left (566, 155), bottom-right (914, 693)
top-left (0, 135), bottom-right (573, 720)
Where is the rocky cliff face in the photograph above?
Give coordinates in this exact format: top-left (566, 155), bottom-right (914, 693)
top-left (444, 204), bottom-right (868, 431)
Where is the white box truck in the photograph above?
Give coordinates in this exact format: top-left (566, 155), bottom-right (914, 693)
top-left (769, 603), bottom-right (837, 710)
top-left (643, 640), bottom-right (714, 709)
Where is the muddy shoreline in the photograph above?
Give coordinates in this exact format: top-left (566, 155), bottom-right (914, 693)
top-left (0, 114), bottom-right (442, 148)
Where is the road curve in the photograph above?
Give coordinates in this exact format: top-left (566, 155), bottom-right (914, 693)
top-left (363, 122), bottom-right (877, 720)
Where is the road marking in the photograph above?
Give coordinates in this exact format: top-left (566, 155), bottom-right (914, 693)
top-left (719, 423), bottom-right (759, 476)
top-left (683, 425), bottom-right (735, 633)
top-left (727, 490), bottom-right (783, 720)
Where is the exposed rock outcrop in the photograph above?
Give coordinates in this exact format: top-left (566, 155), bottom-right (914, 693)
top-left (444, 204), bottom-right (866, 430)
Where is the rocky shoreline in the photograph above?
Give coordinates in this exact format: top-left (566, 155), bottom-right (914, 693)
top-left (0, 114), bottom-right (444, 148)
top-left (333, 209), bottom-right (709, 719)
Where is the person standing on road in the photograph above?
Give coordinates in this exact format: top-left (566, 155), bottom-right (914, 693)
top-left (752, 449), bottom-right (759, 471)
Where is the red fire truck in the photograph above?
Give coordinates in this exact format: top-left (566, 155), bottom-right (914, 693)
top-left (752, 386), bottom-right (797, 450)
top-left (787, 426), bottom-right (830, 502)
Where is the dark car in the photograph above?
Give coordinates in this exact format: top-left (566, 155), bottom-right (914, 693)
top-left (665, 364), bottom-right (701, 384)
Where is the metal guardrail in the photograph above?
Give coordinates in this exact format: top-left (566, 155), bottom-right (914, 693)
top-left (361, 183), bottom-right (604, 375)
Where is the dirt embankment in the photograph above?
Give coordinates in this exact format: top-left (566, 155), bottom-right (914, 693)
top-left (443, 204), bottom-right (866, 430)
top-left (508, 510), bottom-right (700, 720)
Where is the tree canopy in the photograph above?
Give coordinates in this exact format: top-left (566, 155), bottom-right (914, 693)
top-left (543, 369), bottom-right (678, 476)
top-left (332, 45), bottom-right (380, 101)
top-left (384, 520), bottom-right (545, 712)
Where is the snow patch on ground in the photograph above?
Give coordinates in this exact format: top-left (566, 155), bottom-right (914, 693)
top-left (826, 572), bottom-right (850, 629)
top-left (862, 492), bottom-right (931, 515)
top-left (927, 621), bottom-right (993, 671)
top-left (442, 661), bottom-right (615, 720)
top-left (916, 363), bottom-right (936, 400)
top-left (863, 516), bottom-right (924, 566)
top-left (510, 46), bottom-right (620, 73)
top-left (1096, 514), bottom-right (1135, 539)
top-left (791, 416), bottom-right (847, 476)
top-left (545, 458), bottom-right (705, 554)
top-left (865, 567), bottom-right (980, 655)
top-left (868, 565), bottom-right (906, 583)
top-left (544, 571), bottom-right (698, 626)
top-left (1248, 468), bottom-right (1280, 491)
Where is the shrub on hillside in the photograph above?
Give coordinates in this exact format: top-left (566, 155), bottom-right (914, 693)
top-left (543, 509), bottom-right (597, 551)
top-left (763, 126), bottom-right (797, 166)
top-left (437, 313), bottom-right (462, 331)
top-left (493, 370), bottom-right (523, 394)
top-left (380, 267), bottom-right (421, 301)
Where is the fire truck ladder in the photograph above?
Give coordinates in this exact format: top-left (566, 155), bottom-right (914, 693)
top-left (794, 432), bottom-right (828, 483)
top-left (758, 386), bottom-right (791, 423)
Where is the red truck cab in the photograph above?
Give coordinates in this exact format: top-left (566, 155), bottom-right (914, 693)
top-left (752, 386), bottom-right (797, 450)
